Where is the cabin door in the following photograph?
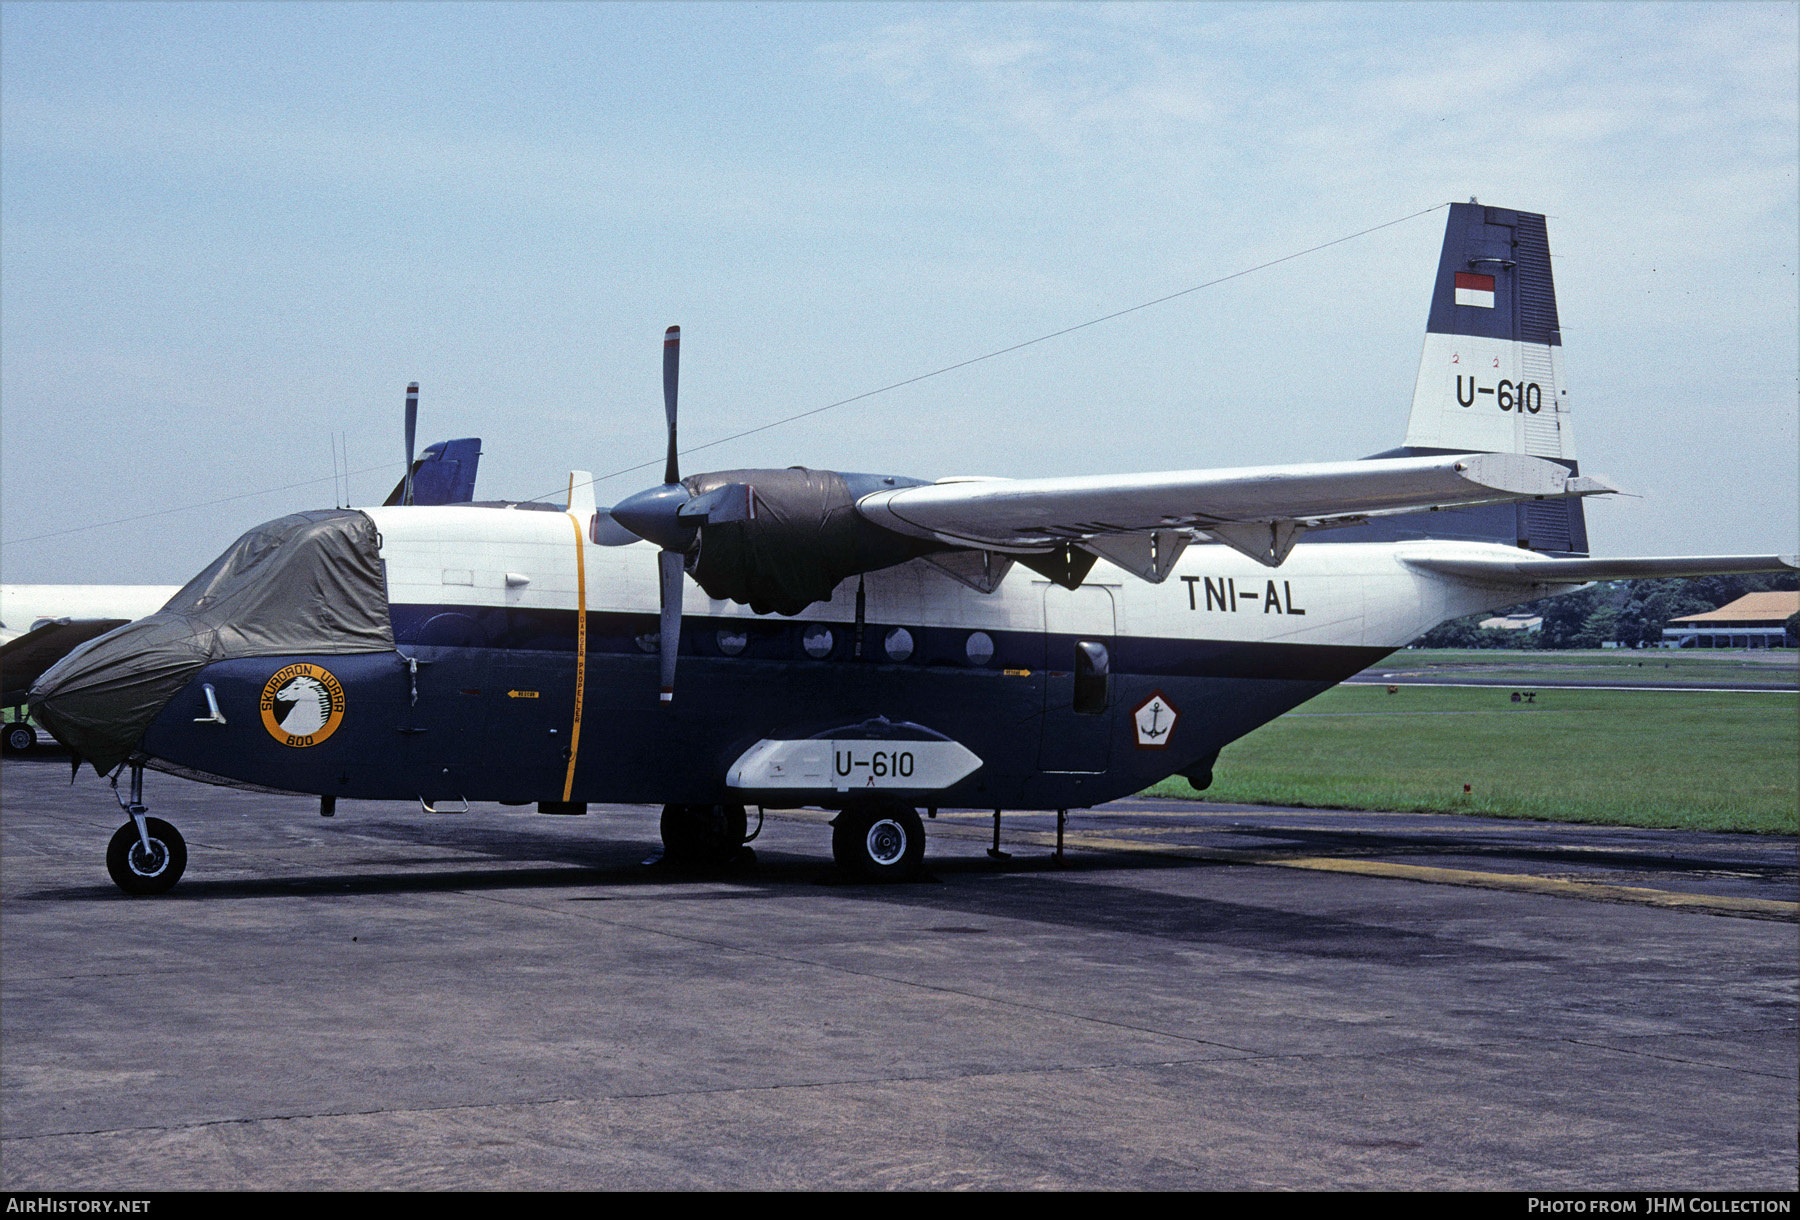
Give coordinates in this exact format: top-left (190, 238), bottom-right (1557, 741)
top-left (1037, 583), bottom-right (1117, 774)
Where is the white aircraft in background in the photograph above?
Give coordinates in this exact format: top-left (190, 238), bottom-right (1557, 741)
top-left (1, 586), bottom-right (179, 750)
top-left (1, 586), bottom-right (182, 647)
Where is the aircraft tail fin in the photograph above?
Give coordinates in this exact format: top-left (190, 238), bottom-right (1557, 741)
top-left (1340, 201), bottom-right (1588, 555)
top-left (383, 438), bottom-right (483, 506)
top-left (1403, 201), bottom-right (1574, 462)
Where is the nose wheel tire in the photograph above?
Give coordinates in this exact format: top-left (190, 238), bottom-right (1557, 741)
top-left (2, 723), bottom-right (35, 753)
top-left (106, 818), bottom-right (187, 896)
top-left (832, 805), bottom-right (925, 882)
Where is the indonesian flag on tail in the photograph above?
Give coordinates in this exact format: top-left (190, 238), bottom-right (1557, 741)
top-left (1454, 271), bottom-right (1495, 308)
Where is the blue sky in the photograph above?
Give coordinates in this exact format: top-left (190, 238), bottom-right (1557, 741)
top-left (3, 1), bottom-right (1795, 583)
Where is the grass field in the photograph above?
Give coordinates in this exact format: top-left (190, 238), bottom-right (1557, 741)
top-left (1145, 675), bottom-right (1799, 835)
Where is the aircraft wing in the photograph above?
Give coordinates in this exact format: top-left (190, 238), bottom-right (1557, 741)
top-left (856, 452), bottom-right (1613, 569)
top-left (1398, 547), bottom-right (1798, 585)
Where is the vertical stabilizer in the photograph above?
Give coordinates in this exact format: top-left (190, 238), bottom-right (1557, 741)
top-left (1334, 202), bottom-right (1587, 555)
top-left (1405, 202), bottom-right (1575, 462)
top-left (383, 438), bottom-right (483, 506)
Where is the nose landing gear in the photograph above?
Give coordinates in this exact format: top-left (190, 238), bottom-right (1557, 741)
top-left (106, 763), bottom-right (187, 895)
top-left (106, 817), bottom-right (187, 895)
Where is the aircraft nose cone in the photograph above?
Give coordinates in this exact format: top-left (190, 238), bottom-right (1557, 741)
top-left (610, 483), bottom-right (698, 552)
top-left (29, 616), bottom-right (192, 773)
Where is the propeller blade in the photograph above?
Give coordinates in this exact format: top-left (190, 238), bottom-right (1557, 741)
top-left (657, 548), bottom-right (683, 704)
top-left (403, 382), bottom-right (419, 506)
top-left (621, 326), bottom-right (690, 705)
top-left (662, 326), bottom-right (680, 486)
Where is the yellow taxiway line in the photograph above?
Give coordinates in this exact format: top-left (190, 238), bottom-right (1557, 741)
top-left (770, 809), bottom-right (1797, 922)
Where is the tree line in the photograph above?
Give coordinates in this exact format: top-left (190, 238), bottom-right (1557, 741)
top-left (1412, 573), bottom-right (1799, 650)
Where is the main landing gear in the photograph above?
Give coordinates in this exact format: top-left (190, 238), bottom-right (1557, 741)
top-left (106, 763), bottom-right (187, 896)
top-left (659, 803), bottom-right (753, 867)
top-left (832, 803), bottom-right (925, 883)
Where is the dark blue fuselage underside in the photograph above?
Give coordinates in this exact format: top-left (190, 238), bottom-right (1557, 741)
top-left (139, 606), bottom-right (1392, 810)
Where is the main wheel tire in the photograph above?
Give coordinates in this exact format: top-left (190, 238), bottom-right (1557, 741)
top-left (660, 803), bottom-right (749, 865)
top-left (832, 805), bottom-right (925, 883)
top-left (2, 723), bottom-right (36, 753)
top-left (106, 818), bottom-right (187, 896)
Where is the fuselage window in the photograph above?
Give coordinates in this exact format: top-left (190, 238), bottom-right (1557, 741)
top-left (883, 627), bottom-right (914, 662)
top-left (802, 625), bottom-right (834, 659)
top-left (717, 628), bottom-right (748, 656)
top-left (1073, 640), bottom-right (1110, 714)
top-left (965, 631), bottom-right (994, 667)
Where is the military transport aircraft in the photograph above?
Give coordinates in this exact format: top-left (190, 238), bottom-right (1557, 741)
top-left (27, 202), bottom-right (1795, 894)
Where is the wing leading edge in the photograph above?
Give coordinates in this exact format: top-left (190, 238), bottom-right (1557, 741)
top-left (856, 452), bottom-right (1613, 573)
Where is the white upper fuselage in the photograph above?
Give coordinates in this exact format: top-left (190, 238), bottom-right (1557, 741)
top-left (364, 503), bottom-right (1565, 650)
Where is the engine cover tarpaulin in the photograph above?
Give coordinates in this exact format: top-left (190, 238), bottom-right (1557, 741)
top-left (30, 510), bottom-right (394, 773)
top-left (686, 468), bottom-right (934, 615)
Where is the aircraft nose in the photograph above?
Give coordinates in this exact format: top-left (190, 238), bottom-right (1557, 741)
top-left (610, 483), bottom-right (699, 552)
top-left (29, 507), bottom-right (395, 774)
top-left (29, 615), bottom-right (195, 774)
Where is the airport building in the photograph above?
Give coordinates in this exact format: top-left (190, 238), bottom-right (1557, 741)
top-left (1479, 612), bottom-right (1542, 633)
top-left (1662, 591), bottom-right (1799, 649)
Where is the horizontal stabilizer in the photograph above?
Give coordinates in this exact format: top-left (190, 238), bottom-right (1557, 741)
top-left (1400, 545), bottom-right (1797, 585)
top-left (857, 453), bottom-right (1614, 564)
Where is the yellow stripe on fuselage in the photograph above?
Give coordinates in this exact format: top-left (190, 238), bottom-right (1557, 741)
top-left (562, 504), bottom-right (587, 801)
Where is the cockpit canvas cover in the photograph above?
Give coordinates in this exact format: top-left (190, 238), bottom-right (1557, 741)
top-left (30, 510), bottom-right (393, 772)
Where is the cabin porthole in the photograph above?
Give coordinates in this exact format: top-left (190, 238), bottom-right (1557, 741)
top-left (964, 631), bottom-right (994, 667)
top-left (802, 625), bottom-right (834, 659)
top-left (883, 627), bottom-right (914, 662)
top-left (716, 628), bottom-right (748, 656)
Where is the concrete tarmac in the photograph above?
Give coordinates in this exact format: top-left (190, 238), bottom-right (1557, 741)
top-left (2, 752), bottom-right (1794, 1191)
